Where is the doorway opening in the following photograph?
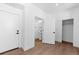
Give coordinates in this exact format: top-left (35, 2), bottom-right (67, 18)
top-left (62, 19), bottom-right (73, 45)
top-left (34, 16), bottom-right (44, 48)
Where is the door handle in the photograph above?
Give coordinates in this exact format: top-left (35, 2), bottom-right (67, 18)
top-left (53, 32), bottom-right (55, 34)
top-left (16, 30), bottom-right (19, 34)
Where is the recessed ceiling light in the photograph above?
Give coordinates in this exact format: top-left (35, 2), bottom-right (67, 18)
top-left (56, 3), bottom-right (59, 6)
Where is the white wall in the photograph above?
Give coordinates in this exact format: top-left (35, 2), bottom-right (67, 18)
top-left (23, 4), bottom-right (79, 50)
top-left (55, 6), bottom-right (79, 48)
top-left (55, 11), bottom-right (72, 42)
top-left (55, 18), bottom-right (62, 42)
top-left (23, 4), bottom-right (46, 51)
top-left (69, 7), bottom-right (79, 47)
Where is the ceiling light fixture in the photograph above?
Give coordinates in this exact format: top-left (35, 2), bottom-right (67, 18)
top-left (56, 3), bottom-right (59, 6)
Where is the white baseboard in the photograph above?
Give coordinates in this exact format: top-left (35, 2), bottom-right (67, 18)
top-left (42, 40), bottom-right (55, 44)
top-left (73, 42), bottom-right (79, 48)
top-left (23, 45), bottom-right (34, 51)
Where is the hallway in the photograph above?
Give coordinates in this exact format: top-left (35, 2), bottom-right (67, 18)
top-left (1, 40), bottom-right (79, 55)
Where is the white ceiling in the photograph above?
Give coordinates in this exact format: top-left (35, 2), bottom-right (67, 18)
top-left (5, 3), bottom-right (79, 14)
top-left (5, 3), bottom-right (24, 10)
top-left (33, 3), bottom-right (79, 14)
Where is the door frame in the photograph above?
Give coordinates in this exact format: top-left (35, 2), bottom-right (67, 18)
top-left (62, 19), bottom-right (73, 43)
top-left (34, 16), bottom-right (44, 44)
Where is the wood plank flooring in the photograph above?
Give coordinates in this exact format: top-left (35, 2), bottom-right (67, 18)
top-left (1, 39), bottom-right (79, 55)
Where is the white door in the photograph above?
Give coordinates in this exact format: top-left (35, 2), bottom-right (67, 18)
top-left (43, 18), bottom-right (55, 44)
top-left (0, 11), bottom-right (19, 53)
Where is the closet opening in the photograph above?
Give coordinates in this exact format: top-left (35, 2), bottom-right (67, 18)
top-left (62, 19), bottom-right (73, 45)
